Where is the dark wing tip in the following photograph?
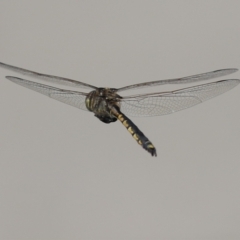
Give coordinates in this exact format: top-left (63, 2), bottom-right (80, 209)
top-left (215, 68), bottom-right (238, 74)
top-left (6, 76), bottom-right (19, 81)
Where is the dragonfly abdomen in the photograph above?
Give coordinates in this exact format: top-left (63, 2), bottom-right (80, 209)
top-left (116, 112), bottom-right (157, 157)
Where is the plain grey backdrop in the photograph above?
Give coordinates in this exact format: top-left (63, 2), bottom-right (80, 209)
top-left (0, 1), bottom-right (240, 239)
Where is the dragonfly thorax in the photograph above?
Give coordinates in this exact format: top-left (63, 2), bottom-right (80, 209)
top-left (85, 88), bottom-right (121, 124)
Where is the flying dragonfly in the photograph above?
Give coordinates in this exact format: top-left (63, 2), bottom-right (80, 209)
top-left (0, 62), bottom-right (239, 156)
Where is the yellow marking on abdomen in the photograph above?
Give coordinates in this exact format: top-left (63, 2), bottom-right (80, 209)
top-left (118, 114), bottom-right (125, 122)
top-left (133, 133), bottom-right (139, 141)
top-left (123, 120), bottom-right (129, 127)
top-left (148, 144), bottom-right (155, 149)
top-left (127, 126), bottom-right (134, 134)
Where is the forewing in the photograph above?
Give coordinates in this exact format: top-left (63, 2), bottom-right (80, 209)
top-left (117, 69), bottom-right (238, 92)
top-left (120, 79), bottom-right (240, 117)
top-left (0, 62), bottom-right (97, 90)
top-left (6, 76), bottom-right (89, 111)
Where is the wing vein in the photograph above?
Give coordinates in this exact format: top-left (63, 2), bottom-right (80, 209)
top-left (6, 76), bottom-right (89, 111)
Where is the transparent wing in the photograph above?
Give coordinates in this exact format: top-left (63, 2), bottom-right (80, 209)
top-left (120, 79), bottom-right (240, 117)
top-left (117, 69), bottom-right (238, 92)
top-left (0, 62), bottom-right (97, 90)
top-left (6, 76), bottom-right (89, 111)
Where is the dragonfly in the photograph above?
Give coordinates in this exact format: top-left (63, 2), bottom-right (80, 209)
top-left (1, 62), bottom-right (239, 156)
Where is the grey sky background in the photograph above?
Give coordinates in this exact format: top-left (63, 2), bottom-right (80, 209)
top-left (0, 1), bottom-right (240, 239)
